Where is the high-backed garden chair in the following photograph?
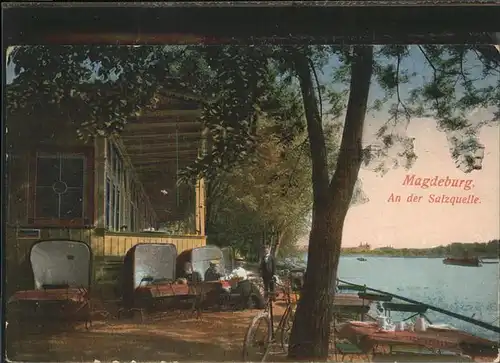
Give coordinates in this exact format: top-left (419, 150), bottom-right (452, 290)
top-left (8, 239), bottom-right (93, 331)
top-left (331, 302), bottom-right (372, 362)
top-left (330, 318), bottom-right (371, 362)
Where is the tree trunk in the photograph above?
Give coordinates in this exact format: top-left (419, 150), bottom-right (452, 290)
top-left (288, 46), bottom-right (374, 361)
top-left (272, 230), bottom-right (285, 257)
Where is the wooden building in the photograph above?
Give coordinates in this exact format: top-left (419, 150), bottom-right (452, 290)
top-left (5, 93), bottom-right (207, 292)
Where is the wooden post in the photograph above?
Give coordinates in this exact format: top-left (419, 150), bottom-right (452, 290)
top-left (195, 127), bottom-right (210, 237)
top-left (195, 177), bottom-right (206, 236)
top-left (94, 136), bottom-right (107, 229)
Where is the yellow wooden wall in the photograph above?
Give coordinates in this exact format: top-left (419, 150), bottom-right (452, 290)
top-left (92, 232), bottom-right (206, 256)
top-left (6, 227), bottom-right (206, 263)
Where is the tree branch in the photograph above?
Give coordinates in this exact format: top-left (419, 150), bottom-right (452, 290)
top-left (309, 58), bottom-right (323, 121)
top-left (475, 45), bottom-right (500, 67)
top-left (472, 46), bottom-right (500, 75)
top-left (328, 46), bottom-right (374, 215)
top-left (417, 45), bottom-right (441, 113)
top-left (395, 52), bottom-right (412, 124)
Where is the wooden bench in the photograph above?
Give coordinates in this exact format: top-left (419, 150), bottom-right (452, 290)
top-left (358, 292), bottom-right (393, 302)
top-left (337, 284), bottom-right (366, 292)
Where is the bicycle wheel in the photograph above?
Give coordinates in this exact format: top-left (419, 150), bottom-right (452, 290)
top-left (242, 311), bottom-right (272, 362)
top-left (279, 307), bottom-right (295, 352)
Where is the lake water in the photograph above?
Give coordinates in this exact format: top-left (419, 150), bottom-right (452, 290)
top-left (304, 255), bottom-right (500, 340)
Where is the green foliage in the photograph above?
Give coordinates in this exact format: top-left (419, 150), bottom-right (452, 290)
top-left (205, 120), bottom-right (314, 259)
top-left (367, 45), bottom-right (499, 174)
top-left (7, 43), bottom-right (499, 360)
top-left (5, 44), bottom-right (350, 260)
top-left (7, 44), bottom-right (494, 256)
top-left (7, 44), bottom-right (498, 177)
top-left (6, 44), bottom-right (497, 245)
top-left (204, 93), bottom-right (368, 260)
top-left (7, 46), bottom-right (185, 138)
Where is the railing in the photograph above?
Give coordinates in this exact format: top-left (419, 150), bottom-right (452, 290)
top-left (337, 278), bottom-right (500, 334)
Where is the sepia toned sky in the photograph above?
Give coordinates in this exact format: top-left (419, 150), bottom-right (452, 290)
top-left (342, 117), bottom-right (499, 248)
top-left (340, 48), bottom-right (499, 248)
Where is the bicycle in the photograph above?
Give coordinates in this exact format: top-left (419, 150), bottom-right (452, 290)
top-left (242, 276), bottom-right (301, 362)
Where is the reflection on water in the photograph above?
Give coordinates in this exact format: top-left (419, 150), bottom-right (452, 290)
top-left (306, 255), bottom-right (499, 340)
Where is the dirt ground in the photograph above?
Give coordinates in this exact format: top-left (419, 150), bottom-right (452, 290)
top-left (6, 304), bottom-right (488, 363)
top-left (6, 306), bottom-right (293, 362)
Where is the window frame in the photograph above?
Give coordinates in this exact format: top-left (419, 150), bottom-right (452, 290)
top-left (106, 140), bottom-right (137, 232)
top-left (28, 146), bottom-right (94, 227)
top-left (105, 139), bottom-right (159, 233)
top-left (106, 141), bottom-right (124, 232)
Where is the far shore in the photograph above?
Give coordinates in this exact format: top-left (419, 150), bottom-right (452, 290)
top-left (295, 253), bottom-right (499, 259)
top-left (297, 240), bottom-right (499, 260)
top-left (341, 254), bottom-right (499, 259)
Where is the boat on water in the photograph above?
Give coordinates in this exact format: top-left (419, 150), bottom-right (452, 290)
top-left (443, 257), bottom-right (482, 267)
top-left (357, 257), bottom-right (367, 262)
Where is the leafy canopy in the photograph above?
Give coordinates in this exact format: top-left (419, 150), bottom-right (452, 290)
top-left (6, 44), bottom-right (499, 178)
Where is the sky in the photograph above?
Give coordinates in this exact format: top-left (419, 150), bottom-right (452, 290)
top-left (342, 116), bottom-right (499, 249)
top-left (311, 46), bottom-right (499, 248)
top-left (342, 48), bottom-right (499, 248)
top-left (6, 46), bottom-right (499, 249)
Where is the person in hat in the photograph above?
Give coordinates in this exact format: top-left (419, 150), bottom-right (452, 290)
top-left (229, 258), bottom-right (249, 281)
top-left (183, 262), bottom-right (202, 283)
top-left (204, 260), bottom-right (223, 282)
top-left (260, 245), bottom-right (276, 299)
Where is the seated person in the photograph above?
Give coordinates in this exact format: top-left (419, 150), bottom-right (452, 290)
top-left (228, 258), bottom-right (252, 310)
top-left (183, 262), bottom-right (202, 283)
top-left (228, 258), bottom-right (249, 282)
top-left (204, 261), bottom-right (223, 282)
